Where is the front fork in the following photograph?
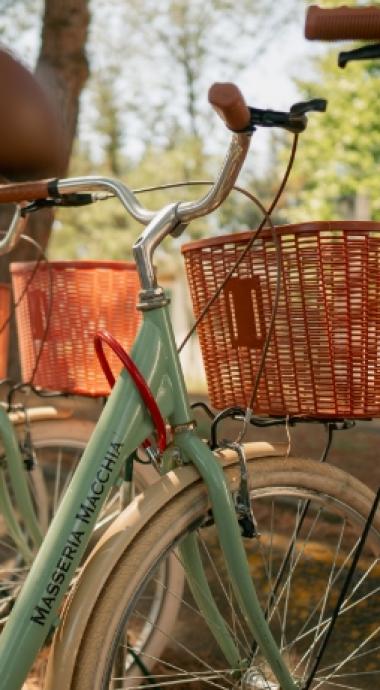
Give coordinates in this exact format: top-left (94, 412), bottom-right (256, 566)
top-left (147, 304), bottom-right (298, 690)
top-left (171, 431), bottom-right (298, 690)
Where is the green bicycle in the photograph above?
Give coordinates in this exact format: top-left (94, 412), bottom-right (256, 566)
top-left (0, 31), bottom-right (378, 690)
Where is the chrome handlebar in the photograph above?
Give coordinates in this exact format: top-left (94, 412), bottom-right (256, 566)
top-left (1, 130), bottom-right (252, 295)
top-left (57, 177), bottom-right (156, 225)
top-left (55, 131), bottom-right (250, 225)
top-left (176, 132), bottom-right (250, 222)
top-left (0, 206), bottom-right (28, 256)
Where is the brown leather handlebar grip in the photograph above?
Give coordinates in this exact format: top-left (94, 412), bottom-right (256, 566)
top-left (0, 178), bottom-right (55, 204)
top-left (305, 5), bottom-right (380, 41)
top-left (208, 83), bottom-right (251, 131)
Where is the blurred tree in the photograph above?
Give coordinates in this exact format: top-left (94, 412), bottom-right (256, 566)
top-left (86, 0), bottom-right (299, 150)
top-left (0, 0), bottom-right (90, 267)
top-left (285, 55), bottom-right (380, 221)
top-left (284, 0), bottom-right (380, 222)
top-left (49, 0), bottom-right (301, 260)
top-left (0, 0), bottom-right (90, 376)
top-left (94, 74), bottom-right (123, 176)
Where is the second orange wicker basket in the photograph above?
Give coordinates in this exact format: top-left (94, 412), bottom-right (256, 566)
top-left (11, 260), bottom-right (141, 397)
top-left (0, 284), bottom-right (10, 380)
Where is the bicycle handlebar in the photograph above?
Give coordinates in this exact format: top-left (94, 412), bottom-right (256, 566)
top-left (0, 206), bottom-right (27, 255)
top-left (0, 83), bottom-right (253, 260)
top-left (305, 5), bottom-right (380, 41)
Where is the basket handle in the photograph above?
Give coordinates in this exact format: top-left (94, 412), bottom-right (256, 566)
top-left (94, 330), bottom-right (167, 453)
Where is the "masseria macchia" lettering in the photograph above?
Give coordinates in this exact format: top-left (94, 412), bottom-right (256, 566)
top-left (30, 440), bottom-right (123, 626)
top-left (75, 441), bottom-right (123, 524)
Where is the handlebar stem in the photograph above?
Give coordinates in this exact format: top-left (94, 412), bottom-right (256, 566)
top-left (133, 131), bottom-right (251, 300)
top-left (133, 202), bottom-right (180, 297)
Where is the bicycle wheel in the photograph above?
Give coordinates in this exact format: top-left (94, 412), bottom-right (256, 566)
top-left (0, 418), bottom-right (97, 623)
top-left (0, 418), bottom-right (181, 626)
top-left (67, 454), bottom-right (380, 690)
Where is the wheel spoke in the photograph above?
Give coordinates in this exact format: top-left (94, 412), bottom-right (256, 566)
top-left (313, 624), bottom-right (380, 689)
top-left (133, 608), bottom-right (234, 686)
top-left (291, 580), bottom-right (380, 672)
top-left (320, 643), bottom-right (380, 674)
top-left (156, 555), bottom-right (250, 658)
top-left (70, 461), bottom-right (380, 690)
top-left (197, 532), bottom-right (251, 654)
top-left (297, 516), bottom-right (347, 680)
top-left (117, 648), bottom-right (232, 689)
top-left (284, 536), bottom-right (362, 653)
top-left (266, 504), bottom-right (323, 628)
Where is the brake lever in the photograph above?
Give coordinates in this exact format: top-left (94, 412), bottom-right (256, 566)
top-left (247, 98), bottom-right (327, 135)
top-left (285, 98), bottom-right (327, 135)
top-left (21, 193), bottom-right (94, 215)
top-left (338, 43), bottom-right (380, 68)
top-left (248, 106), bottom-right (291, 129)
top-left (290, 99), bottom-right (327, 116)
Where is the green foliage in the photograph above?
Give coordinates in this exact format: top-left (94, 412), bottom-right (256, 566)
top-left (285, 3), bottom-right (380, 222)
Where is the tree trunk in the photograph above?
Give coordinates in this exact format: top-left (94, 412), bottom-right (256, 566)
top-left (36, 0), bottom-right (90, 174)
top-left (0, 0), bottom-right (90, 379)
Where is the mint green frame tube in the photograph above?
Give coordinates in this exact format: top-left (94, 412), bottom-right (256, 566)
top-left (177, 431), bottom-right (298, 690)
top-left (0, 406), bottom-right (43, 552)
top-left (0, 315), bottom-right (173, 690)
top-left (179, 533), bottom-right (243, 670)
top-left (0, 304), bottom-right (297, 690)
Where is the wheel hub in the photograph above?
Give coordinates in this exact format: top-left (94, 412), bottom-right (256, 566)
top-left (241, 669), bottom-right (279, 690)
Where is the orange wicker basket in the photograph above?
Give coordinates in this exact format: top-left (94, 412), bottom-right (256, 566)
top-left (182, 221), bottom-right (380, 419)
top-left (0, 284), bottom-right (10, 380)
top-left (10, 261), bottom-right (141, 397)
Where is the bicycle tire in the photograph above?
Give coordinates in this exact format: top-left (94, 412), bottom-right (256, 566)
top-left (0, 416), bottom-right (183, 689)
top-left (65, 454), bottom-right (380, 690)
top-left (1, 417), bottom-right (183, 626)
top-left (0, 418), bottom-right (92, 619)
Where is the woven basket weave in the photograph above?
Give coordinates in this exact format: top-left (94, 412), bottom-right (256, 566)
top-left (182, 221), bottom-right (380, 418)
top-left (11, 261), bottom-right (140, 397)
top-left (0, 284), bottom-right (10, 380)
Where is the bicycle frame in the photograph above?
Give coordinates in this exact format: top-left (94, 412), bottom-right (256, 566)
top-left (0, 103), bottom-right (300, 689)
top-left (0, 298), bottom-right (298, 690)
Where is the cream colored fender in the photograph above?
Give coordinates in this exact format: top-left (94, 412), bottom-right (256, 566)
top-left (5, 403), bottom-right (72, 426)
top-left (44, 441), bottom-right (287, 690)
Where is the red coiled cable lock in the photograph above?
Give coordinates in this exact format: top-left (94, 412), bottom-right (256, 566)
top-left (94, 330), bottom-right (167, 453)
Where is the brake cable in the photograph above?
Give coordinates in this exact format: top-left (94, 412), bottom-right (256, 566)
top-left (177, 132), bottom-right (299, 357)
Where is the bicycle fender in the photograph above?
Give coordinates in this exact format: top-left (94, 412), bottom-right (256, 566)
top-left (44, 441), bottom-right (286, 690)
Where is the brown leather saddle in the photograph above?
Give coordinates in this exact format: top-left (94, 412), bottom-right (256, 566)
top-left (0, 48), bottom-right (63, 180)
